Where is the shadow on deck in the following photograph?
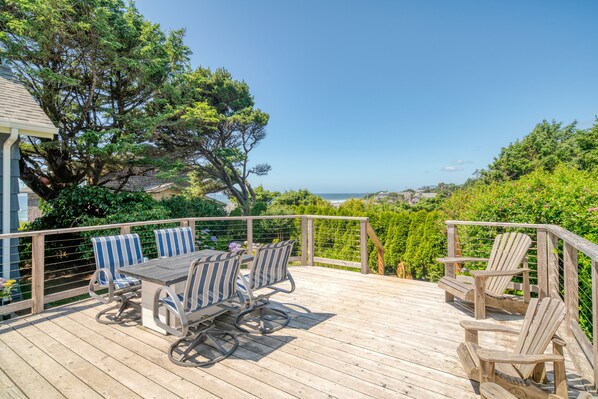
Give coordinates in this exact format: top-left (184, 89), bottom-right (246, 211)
top-left (0, 267), bottom-right (591, 399)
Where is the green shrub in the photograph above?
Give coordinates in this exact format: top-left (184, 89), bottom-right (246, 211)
top-left (159, 195), bottom-right (226, 219)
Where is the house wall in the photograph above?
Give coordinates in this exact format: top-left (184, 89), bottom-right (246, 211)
top-left (0, 134), bottom-right (21, 281)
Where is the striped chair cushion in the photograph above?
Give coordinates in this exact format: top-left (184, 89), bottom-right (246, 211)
top-left (162, 292), bottom-right (189, 313)
top-left (182, 251), bottom-right (242, 312)
top-left (154, 227), bottom-right (195, 258)
top-left (248, 240), bottom-right (294, 290)
top-left (113, 276), bottom-right (141, 289)
top-left (91, 234), bottom-right (144, 285)
top-left (236, 273), bottom-right (249, 293)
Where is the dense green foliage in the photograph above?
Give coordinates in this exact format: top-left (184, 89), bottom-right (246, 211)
top-left (27, 187), bottom-right (166, 231)
top-left (19, 187), bottom-right (227, 285)
top-left (447, 166), bottom-right (598, 237)
top-left (445, 166), bottom-right (598, 336)
top-left (159, 195), bottom-right (226, 219)
top-left (1, 0), bottom-right (269, 212)
top-left (0, 0), bottom-right (188, 199)
top-left (248, 191), bottom-right (447, 279)
top-left (477, 120), bottom-right (598, 184)
top-left (152, 67), bottom-right (271, 215)
top-left (24, 187), bottom-right (225, 231)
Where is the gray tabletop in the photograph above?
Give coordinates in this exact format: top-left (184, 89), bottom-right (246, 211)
top-left (117, 250), bottom-right (253, 286)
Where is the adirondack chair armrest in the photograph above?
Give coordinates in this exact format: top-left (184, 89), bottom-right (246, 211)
top-left (476, 348), bottom-right (565, 365)
top-left (552, 335), bottom-right (566, 347)
top-left (470, 268), bottom-right (531, 278)
top-left (460, 320), bottom-right (519, 335)
top-left (436, 257), bottom-right (489, 264)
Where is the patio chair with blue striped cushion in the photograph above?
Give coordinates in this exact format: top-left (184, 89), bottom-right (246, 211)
top-left (152, 250), bottom-right (244, 367)
top-left (154, 227), bottom-right (196, 258)
top-left (235, 240), bottom-right (296, 334)
top-left (88, 234), bottom-right (144, 324)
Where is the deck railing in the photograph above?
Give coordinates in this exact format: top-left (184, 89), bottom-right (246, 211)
top-left (0, 215), bottom-right (384, 318)
top-left (3, 215), bottom-right (596, 384)
top-left (446, 220), bottom-right (598, 387)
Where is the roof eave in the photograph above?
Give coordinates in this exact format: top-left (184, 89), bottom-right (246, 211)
top-left (0, 118), bottom-right (59, 139)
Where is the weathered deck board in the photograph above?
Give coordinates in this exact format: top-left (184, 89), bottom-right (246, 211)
top-left (0, 364), bottom-right (26, 399)
top-left (0, 267), bottom-right (589, 398)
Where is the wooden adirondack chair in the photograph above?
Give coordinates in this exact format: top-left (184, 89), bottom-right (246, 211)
top-left (437, 232), bottom-right (533, 319)
top-left (480, 382), bottom-right (593, 399)
top-left (458, 297), bottom-right (568, 399)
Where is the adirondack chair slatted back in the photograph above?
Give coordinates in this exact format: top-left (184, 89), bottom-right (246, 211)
top-left (183, 251), bottom-right (242, 312)
top-left (485, 232), bottom-right (532, 295)
top-left (154, 227), bottom-right (195, 258)
top-left (91, 234), bottom-right (144, 283)
top-left (249, 240), bottom-right (295, 290)
top-left (514, 297), bottom-right (566, 379)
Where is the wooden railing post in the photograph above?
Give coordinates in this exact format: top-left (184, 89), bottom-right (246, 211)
top-left (360, 219), bottom-right (369, 274)
top-left (307, 217), bottom-right (314, 266)
top-left (301, 217), bottom-right (308, 266)
top-left (536, 228), bottom-right (548, 299)
top-left (547, 232), bottom-right (560, 298)
top-left (592, 260), bottom-right (598, 389)
top-left (188, 219), bottom-right (195, 242)
top-left (445, 223), bottom-right (456, 302)
top-left (120, 226), bottom-right (130, 235)
top-left (366, 222), bottom-right (385, 275)
top-left (564, 242), bottom-right (579, 336)
top-left (246, 218), bottom-right (253, 254)
top-left (31, 234), bottom-right (45, 314)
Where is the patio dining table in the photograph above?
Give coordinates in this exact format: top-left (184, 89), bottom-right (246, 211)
top-left (118, 249), bottom-right (253, 334)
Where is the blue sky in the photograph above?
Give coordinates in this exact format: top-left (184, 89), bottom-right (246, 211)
top-left (139, 0), bottom-right (598, 193)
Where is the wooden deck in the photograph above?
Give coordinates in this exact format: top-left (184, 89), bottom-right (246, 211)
top-left (0, 267), bottom-right (590, 399)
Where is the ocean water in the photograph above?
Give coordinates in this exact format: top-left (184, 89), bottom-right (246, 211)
top-left (208, 192), bottom-right (367, 205)
top-left (314, 193), bottom-right (367, 203)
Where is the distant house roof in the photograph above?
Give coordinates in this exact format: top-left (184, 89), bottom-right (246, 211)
top-left (103, 169), bottom-right (187, 193)
top-left (145, 182), bottom-right (179, 194)
top-left (0, 64), bottom-right (58, 138)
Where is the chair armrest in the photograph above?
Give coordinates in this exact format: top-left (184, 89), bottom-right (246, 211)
top-left (470, 268), bottom-right (531, 278)
top-left (436, 257), bottom-right (489, 264)
top-left (476, 348), bottom-right (564, 364)
top-left (237, 272), bottom-right (254, 306)
top-left (152, 285), bottom-right (188, 337)
top-left (460, 320), bottom-right (520, 334)
top-left (88, 268), bottom-right (114, 304)
top-left (272, 271), bottom-right (296, 295)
